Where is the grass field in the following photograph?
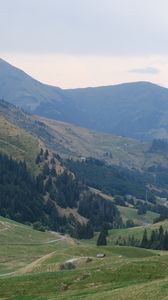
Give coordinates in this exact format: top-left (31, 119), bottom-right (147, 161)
top-left (1, 217), bottom-right (168, 299)
top-left (118, 205), bottom-right (159, 225)
top-left (0, 216), bottom-right (64, 276)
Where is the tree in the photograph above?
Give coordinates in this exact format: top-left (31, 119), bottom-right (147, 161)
top-left (97, 229), bottom-right (107, 246)
top-left (163, 230), bottom-right (168, 250)
top-left (149, 229), bottom-right (158, 248)
top-left (44, 149), bottom-right (49, 160)
top-left (141, 228), bottom-right (148, 248)
top-left (159, 225), bottom-right (164, 249)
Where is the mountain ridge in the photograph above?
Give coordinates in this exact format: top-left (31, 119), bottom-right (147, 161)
top-left (1, 58), bottom-right (168, 140)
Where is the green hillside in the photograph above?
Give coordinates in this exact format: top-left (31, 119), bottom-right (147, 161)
top-left (0, 116), bottom-right (39, 172)
top-left (0, 217), bottom-right (68, 276)
top-left (118, 205), bottom-right (159, 225)
top-left (1, 217), bottom-right (168, 299)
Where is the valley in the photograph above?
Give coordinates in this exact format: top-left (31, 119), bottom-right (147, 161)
top-left (1, 61), bottom-right (168, 299)
top-left (2, 0), bottom-right (168, 298)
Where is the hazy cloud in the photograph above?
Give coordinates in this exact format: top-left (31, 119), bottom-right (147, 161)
top-left (1, 1), bottom-right (168, 88)
top-left (129, 67), bottom-right (160, 75)
top-left (0, 0), bottom-right (168, 55)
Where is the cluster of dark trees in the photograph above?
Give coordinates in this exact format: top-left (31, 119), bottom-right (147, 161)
top-left (65, 158), bottom-right (157, 200)
top-left (36, 151), bottom-right (123, 233)
top-left (0, 154), bottom-right (45, 223)
top-left (66, 214), bottom-right (94, 239)
top-left (116, 226), bottom-right (168, 250)
top-left (49, 172), bottom-right (81, 208)
top-left (0, 153), bottom-right (83, 235)
top-left (0, 153), bottom-right (123, 239)
top-left (78, 193), bottom-right (123, 231)
top-left (66, 157), bottom-right (168, 200)
top-left (35, 149), bottom-right (82, 209)
top-left (97, 227), bottom-right (108, 246)
top-left (141, 226), bottom-right (168, 250)
top-left (35, 148), bottom-right (49, 164)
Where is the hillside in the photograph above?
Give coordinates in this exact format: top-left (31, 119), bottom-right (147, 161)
top-left (108, 220), bottom-right (168, 245)
top-left (2, 99), bottom-right (168, 224)
top-left (1, 216), bottom-right (168, 300)
top-left (1, 59), bottom-right (168, 140)
top-left (1, 80), bottom-right (168, 299)
top-left (2, 99), bottom-right (168, 173)
top-left (0, 99), bottom-right (132, 237)
top-left (0, 115), bottom-right (39, 172)
top-left (2, 98), bottom-right (168, 203)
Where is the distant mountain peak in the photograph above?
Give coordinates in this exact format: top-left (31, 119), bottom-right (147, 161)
top-left (0, 59), bottom-right (168, 141)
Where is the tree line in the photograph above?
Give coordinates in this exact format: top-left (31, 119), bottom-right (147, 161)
top-left (116, 225), bottom-right (168, 250)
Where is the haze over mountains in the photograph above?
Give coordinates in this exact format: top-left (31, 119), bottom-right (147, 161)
top-left (1, 58), bottom-right (168, 140)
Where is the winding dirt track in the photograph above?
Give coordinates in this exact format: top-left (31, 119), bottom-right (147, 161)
top-left (0, 235), bottom-right (65, 245)
top-left (0, 234), bottom-right (66, 277)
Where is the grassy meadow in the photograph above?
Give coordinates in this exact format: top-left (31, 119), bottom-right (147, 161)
top-left (1, 217), bottom-right (168, 299)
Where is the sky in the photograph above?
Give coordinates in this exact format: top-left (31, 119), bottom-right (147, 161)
top-left (0, 0), bottom-right (168, 88)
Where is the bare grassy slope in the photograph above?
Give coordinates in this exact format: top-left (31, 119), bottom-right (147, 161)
top-left (41, 117), bottom-right (168, 171)
top-left (0, 116), bottom-right (39, 172)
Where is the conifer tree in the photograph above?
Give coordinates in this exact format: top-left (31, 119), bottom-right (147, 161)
top-left (141, 228), bottom-right (148, 248)
top-left (97, 229), bottom-right (107, 246)
top-left (163, 230), bottom-right (168, 250)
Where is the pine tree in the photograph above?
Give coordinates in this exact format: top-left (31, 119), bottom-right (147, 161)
top-left (159, 225), bottom-right (164, 249)
top-left (150, 229), bottom-right (157, 249)
top-left (163, 230), bottom-right (168, 250)
top-left (141, 228), bottom-right (148, 248)
top-left (44, 149), bottom-right (49, 160)
top-left (97, 229), bottom-right (107, 246)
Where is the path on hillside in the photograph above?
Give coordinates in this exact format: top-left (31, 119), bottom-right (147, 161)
top-left (0, 234), bottom-right (67, 277)
top-left (0, 233), bottom-right (65, 246)
top-left (17, 250), bottom-right (57, 275)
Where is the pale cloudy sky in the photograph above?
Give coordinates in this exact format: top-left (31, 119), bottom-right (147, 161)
top-left (0, 0), bottom-right (168, 88)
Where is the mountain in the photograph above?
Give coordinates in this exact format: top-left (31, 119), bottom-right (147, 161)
top-left (3, 98), bottom-right (168, 172)
top-left (0, 99), bottom-right (125, 236)
top-left (1, 95), bottom-right (168, 243)
top-left (1, 59), bottom-right (168, 140)
top-left (0, 58), bottom-right (62, 110)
